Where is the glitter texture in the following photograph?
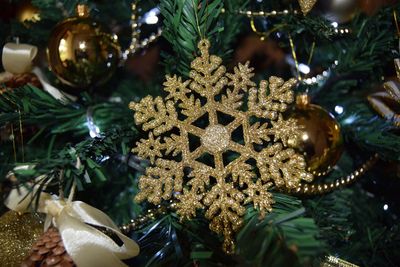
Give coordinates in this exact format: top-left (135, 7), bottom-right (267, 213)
top-left (0, 211), bottom-right (43, 266)
top-left (130, 39), bottom-right (313, 253)
top-left (298, 0), bottom-right (317, 15)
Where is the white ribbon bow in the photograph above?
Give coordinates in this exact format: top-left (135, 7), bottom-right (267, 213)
top-left (5, 180), bottom-right (139, 267)
top-left (2, 42), bottom-right (76, 102)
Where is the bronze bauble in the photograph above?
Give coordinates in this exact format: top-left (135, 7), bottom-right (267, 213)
top-left (47, 4), bottom-right (120, 88)
top-left (287, 94), bottom-right (343, 176)
top-left (0, 211), bottom-right (43, 267)
top-left (315, 0), bottom-right (358, 24)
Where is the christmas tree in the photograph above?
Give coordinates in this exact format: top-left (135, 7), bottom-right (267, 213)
top-left (1, 0), bottom-right (399, 266)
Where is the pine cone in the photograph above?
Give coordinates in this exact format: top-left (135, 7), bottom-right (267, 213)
top-left (21, 227), bottom-right (76, 267)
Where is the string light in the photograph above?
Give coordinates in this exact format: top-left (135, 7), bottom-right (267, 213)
top-left (122, 2), bottom-right (162, 60)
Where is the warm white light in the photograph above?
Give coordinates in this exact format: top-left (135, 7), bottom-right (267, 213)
top-left (145, 15), bottom-right (158, 24)
top-left (343, 115), bottom-right (356, 124)
top-left (335, 105), bottom-right (344, 115)
top-left (302, 133), bottom-right (309, 141)
top-left (59, 39), bottom-right (67, 52)
top-left (89, 124), bottom-right (100, 138)
top-left (299, 63), bottom-right (310, 74)
top-left (143, 8), bottom-right (160, 25)
top-left (79, 41), bottom-right (86, 51)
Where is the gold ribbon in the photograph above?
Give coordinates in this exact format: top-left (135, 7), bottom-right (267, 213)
top-left (5, 179), bottom-right (139, 267)
top-left (1, 42), bottom-right (76, 102)
top-left (368, 58), bottom-right (400, 127)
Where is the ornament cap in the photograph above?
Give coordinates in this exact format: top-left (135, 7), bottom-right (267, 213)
top-left (296, 93), bottom-right (311, 106)
top-left (76, 4), bottom-right (89, 17)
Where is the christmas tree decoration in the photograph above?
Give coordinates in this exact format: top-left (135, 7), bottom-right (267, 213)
top-left (286, 94), bottom-right (343, 177)
top-left (130, 39), bottom-right (313, 253)
top-left (47, 4), bottom-right (120, 88)
top-left (316, 0), bottom-right (358, 23)
top-left (321, 255), bottom-right (359, 267)
top-left (1, 73), bottom-right (42, 90)
top-left (293, 154), bottom-right (378, 195)
top-left (21, 227), bottom-right (76, 267)
top-left (1, 42), bottom-right (74, 102)
top-left (122, 2), bottom-right (162, 59)
top-left (5, 180), bottom-right (140, 267)
top-left (368, 59), bottom-right (400, 127)
top-left (298, 0), bottom-right (318, 15)
top-left (16, 0), bottom-right (41, 23)
top-left (2, 42), bottom-right (38, 75)
top-left (0, 211), bottom-right (43, 267)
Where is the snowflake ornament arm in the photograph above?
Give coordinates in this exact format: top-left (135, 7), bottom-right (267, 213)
top-left (130, 39), bottom-right (313, 254)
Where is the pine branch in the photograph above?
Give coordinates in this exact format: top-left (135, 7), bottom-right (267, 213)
top-left (160, 0), bottom-right (249, 77)
top-left (10, 126), bottom-right (137, 194)
top-left (0, 85), bottom-right (134, 137)
top-left (160, 0), bottom-right (224, 76)
top-left (133, 193), bottom-right (323, 266)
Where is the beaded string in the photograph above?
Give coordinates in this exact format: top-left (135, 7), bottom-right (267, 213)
top-left (292, 154), bottom-right (378, 195)
top-left (122, 2), bottom-right (162, 59)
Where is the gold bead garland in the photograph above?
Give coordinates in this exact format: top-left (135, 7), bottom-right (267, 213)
top-left (123, 2), bottom-right (162, 58)
top-left (240, 7), bottom-right (351, 44)
top-left (120, 200), bottom-right (177, 234)
top-left (291, 154), bottom-right (378, 195)
top-left (236, 9), bottom-right (299, 17)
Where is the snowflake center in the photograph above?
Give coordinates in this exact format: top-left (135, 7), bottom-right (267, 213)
top-left (201, 124), bottom-right (230, 153)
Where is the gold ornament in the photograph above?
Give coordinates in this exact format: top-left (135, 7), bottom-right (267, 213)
top-left (6, 180), bottom-right (140, 267)
top-left (368, 59), bottom-right (400, 127)
top-left (317, 0), bottom-right (358, 23)
top-left (47, 4), bottom-right (120, 88)
top-left (287, 94), bottom-right (343, 177)
top-left (321, 255), bottom-right (359, 267)
top-left (293, 154), bottom-right (378, 195)
top-left (130, 39), bottom-right (313, 253)
top-left (298, 0), bottom-right (318, 15)
top-left (0, 210), bottom-right (43, 267)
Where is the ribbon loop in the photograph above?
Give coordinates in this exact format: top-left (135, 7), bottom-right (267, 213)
top-left (2, 43), bottom-right (37, 74)
top-left (5, 183), bottom-right (139, 267)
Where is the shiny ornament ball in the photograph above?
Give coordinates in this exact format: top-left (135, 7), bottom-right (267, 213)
top-left (287, 94), bottom-right (344, 176)
top-left (316, 0), bottom-right (358, 24)
top-left (0, 211), bottom-right (43, 266)
top-left (47, 4), bottom-right (120, 88)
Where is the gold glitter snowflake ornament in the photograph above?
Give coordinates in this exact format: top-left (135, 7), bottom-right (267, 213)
top-left (130, 39), bottom-right (313, 253)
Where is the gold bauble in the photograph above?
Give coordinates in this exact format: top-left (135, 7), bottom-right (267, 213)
top-left (316, 0), bottom-right (358, 24)
top-left (287, 94), bottom-right (343, 176)
top-left (0, 211), bottom-right (43, 266)
top-left (47, 4), bottom-right (120, 88)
